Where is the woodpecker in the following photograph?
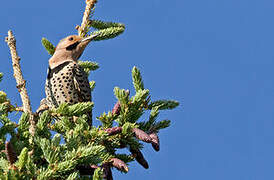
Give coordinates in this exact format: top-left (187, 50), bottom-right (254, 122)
top-left (45, 34), bottom-right (98, 125)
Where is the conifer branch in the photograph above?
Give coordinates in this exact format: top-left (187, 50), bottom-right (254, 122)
top-left (88, 20), bottom-right (125, 41)
top-left (17, 147), bottom-right (28, 170)
top-left (132, 66), bottom-right (144, 92)
top-left (78, 60), bottom-right (99, 75)
top-left (41, 37), bottom-right (55, 55)
top-left (78, 0), bottom-right (98, 37)
top-left (90, 81), bottom-right (96, 91)
top-left (5, 30), bottom-right (35, 136)
top-left (89, 20), bottom-right (125, 30)
top-left (92, 27), bottom-right (125, 41)
top-left (148, 100), bottom-right (179, 110)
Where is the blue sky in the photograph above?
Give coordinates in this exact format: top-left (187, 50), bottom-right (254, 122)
top-left (1, 0), bottom-right (274, 179)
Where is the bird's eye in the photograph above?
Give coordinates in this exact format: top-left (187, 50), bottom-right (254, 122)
top-left (69, 37), bottom-right (74, 41)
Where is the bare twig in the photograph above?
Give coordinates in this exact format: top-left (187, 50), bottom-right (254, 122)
top-left (14, 107), bottom-right (24, 112)
top-left (77, 0), bottom-right (98, 37)
top-left (5, 30), bottom-right (35, 136)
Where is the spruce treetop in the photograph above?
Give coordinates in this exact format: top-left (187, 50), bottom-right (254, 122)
top-left (0, 1), bottom-right (179, 179)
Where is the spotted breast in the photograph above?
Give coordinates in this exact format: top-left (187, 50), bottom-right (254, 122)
top-left (45, 60), bottom-right (91, 108)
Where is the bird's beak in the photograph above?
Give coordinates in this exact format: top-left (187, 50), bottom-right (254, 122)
top-left (74, 33), bottom-right (99, 60)
top-left (81, 33), bottom-right (99, 42)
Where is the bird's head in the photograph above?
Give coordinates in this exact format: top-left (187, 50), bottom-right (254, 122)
top-left (49, 34), bottom-right (98, 68)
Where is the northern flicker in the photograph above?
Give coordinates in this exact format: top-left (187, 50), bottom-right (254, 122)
top-left (44, 34), bottom-right (98, 125)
